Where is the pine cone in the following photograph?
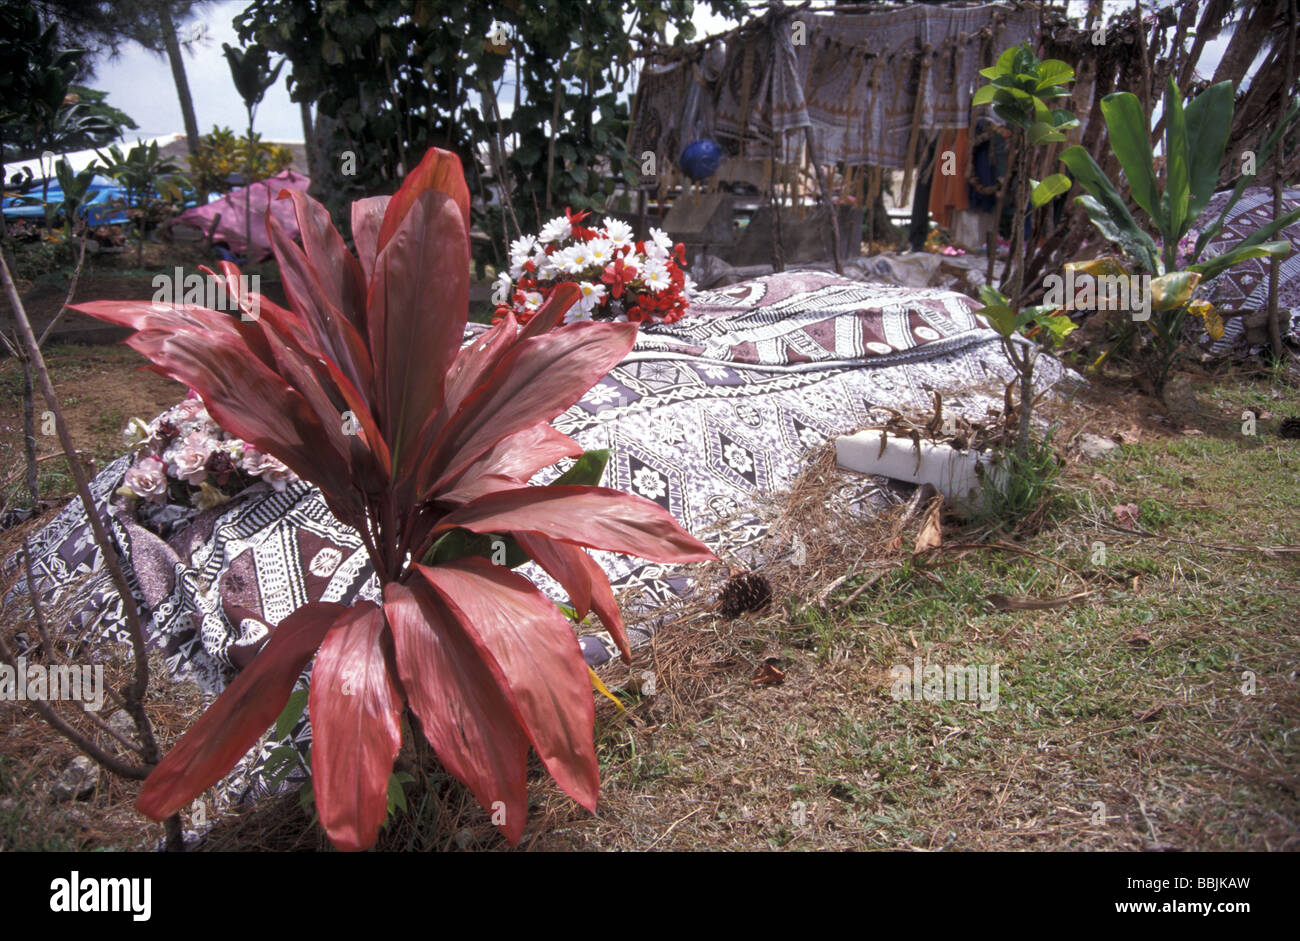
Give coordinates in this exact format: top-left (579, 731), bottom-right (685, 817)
top-left (1280, 417), bottom-right (1300, 440)
top-left (717, 572), bottom-right (773, 618)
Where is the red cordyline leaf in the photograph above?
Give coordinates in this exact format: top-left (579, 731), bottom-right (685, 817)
top-left (368, 191), bottom-right (468, 489)
top-left (376, 147), bottom-right (470, 259)
top-left (420, 321), bottom-right (639, 497)
top-left (416, 558), bottom-right (599, 814)
top-left (136, 602), bottom-right (348, 820)
top-left (277, 188), bottom-right (368, 335)
top-left (437, 485), bottom-right (717, 563)
top-left (308, 602), bottom-right (404, 853)
top-left (512, 533), bottom-right (631, 662)
top-left (384, 580), bottom-right (529, 843)
top-left (76, 147), bottom-right (719, 852)
top-left (437, 423), bottom-right (583, 507)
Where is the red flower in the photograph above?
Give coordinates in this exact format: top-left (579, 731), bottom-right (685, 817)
top-left (601, 256), bottom-right (637, 300)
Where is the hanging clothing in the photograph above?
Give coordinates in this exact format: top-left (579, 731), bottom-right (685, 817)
top-left (928, 128), bottom-right (971, 229)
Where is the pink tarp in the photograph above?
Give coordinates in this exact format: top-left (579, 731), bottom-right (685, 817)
top-left (176, 169), bottom-right (311, 260)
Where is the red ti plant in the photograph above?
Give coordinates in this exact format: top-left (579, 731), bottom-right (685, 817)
top-left (72, 148), bottom-right (715, 851)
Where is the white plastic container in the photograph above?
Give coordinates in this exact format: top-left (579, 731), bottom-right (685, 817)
top-left (834, 429), bottom-right (1003, 510)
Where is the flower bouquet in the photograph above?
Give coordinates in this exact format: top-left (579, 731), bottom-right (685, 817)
top-left (493, 208), bottom-right (694, 325)
top-left (117, 392), bottom-right (295, 536)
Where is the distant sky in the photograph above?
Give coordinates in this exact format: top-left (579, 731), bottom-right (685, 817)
top-left (84, 0), bottom-right (1246, 145)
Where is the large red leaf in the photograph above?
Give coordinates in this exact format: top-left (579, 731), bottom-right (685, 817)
top-left (384, 581), bottom-right (529, 843)
top-left (308, 602), bottom-right (404, 853)
top-left (518, 282), bottom-right (582, 340)
top-left (253, 312), bottom-right (392, 483)
top-left (207, 261), bottom-right (323, 363)
top-left (70, 299), bottom-right (275, 369)
top-left (366, 189), bottom-right (468, 486)
top-left (435, 423), bottom-right (582, 506)
top-left (415, 559), bottom-right (599, 813)
top-left (351, 195), bottom-right (390, 284)
top-left (267, 213), bottom-right (373, 398)
top-left (377, 147), bottom-right (470, 258)
top-left (136, 601), bottom-right (348, 820)
top-left (512, 533), bottom-right (631, 662)
top-left (422, 321), bottom-right (638, 494)
top-left (277, 188), bottom-right (368, 335)
top-left (124, 327), bottom-right (363, 525)
top-left (435, 485), bottom-right (717, 564)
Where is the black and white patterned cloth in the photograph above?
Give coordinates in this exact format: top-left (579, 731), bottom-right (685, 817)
top-left (4, 270), bottom-right (1071, 807)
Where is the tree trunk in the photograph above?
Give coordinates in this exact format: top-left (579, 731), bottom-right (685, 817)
top-left (156, 2), bottom-right (201, 157)
top-left (299, 98), bottom-right (316, 180)
top-left (21, 351), bottom-right (39, 504)
top-left (1211, 0), bottom-right (1277, 88)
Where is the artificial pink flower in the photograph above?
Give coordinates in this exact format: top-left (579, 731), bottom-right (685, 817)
top-left (123, 456), bottom-right (169, 503)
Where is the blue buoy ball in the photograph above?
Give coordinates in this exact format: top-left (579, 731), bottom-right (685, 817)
top-left (679, 139), bottom-right (724, 181)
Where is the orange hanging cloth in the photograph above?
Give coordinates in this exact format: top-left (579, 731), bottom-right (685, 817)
top-left (927, 128), bottom-right (970, 230)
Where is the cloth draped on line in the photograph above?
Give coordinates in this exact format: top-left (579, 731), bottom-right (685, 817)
top-left (630, 2), bottom-right (1038, 171)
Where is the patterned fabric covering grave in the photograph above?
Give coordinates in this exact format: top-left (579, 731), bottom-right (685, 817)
top-left (3, 269), bottom-right (1072, 812)
top-left (1196, 186), bottom-right (1300, 357)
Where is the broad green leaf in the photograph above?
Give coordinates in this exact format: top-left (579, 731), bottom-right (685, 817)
top-left (1037, 314), bottom-right (1078, 344)
top-left (1011, 46), bottom-right (1033, 75)
top-left (1051, 109), bottom-right (1080, 130)
top-left (996, 84), bottom-right (1033, 102)
top-left (1035, 59), bottom-right (1075, 90)
top-left (1060, 146), bottom-right (1160, 271)
top-left (1194, 98), bottom-right (1298, 258)
top-left (1163, 76), bottom-right (1191, 244)
top-left (1015, 304), bottom-right (1055, 328)
top-left (1032, 173), bottom-right (1072, 206)
top-left (274, 686), bottom-right (309, 740)
top-left (972, 84), bottom-right (997, 106)
top-left (994, 102), bottom-right (1030, 129)
top-left (1099, 92), bottom-right (1161, 227)
top-left (979, 284), bottom-right (1009, 307)
top-left (979, 304), bottom-right (1018, 336)
top-left (1182, 80), bottom-right (1234, 223)
top-left (554, 448), bottom-right (610, 486)
top-left (1148, 271), bottom-right (1201, 311)
top-left (1029, 122), bottom-right (1066, 146)
top-left (386, 770), bottom-right (414, 817)
top-left (994, 44), bottom-right (1022, 75)
top-left (1188, 240), bottom-right (1293, 282)
top-left (424, 527), bottom-right (529, 568)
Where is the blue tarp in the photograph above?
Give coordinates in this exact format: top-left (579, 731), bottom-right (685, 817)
top-left (3, 174), bottom-right (133, 226)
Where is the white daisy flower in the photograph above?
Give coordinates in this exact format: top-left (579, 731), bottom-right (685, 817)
top-left (646, 226), bottom-right (673, 259)
top-left (641, 258), bottom-right (671, 292)
top-left (586, 239), bottom-right (614, 266)
top-left (558, 243), bottom-right (595, 274)
top-left (578, 281), bottom-right (607, 312)
top-left (508, 234), bottom-right (537, 266)
top-left (603, 218), bottom-right (634, 248)
top-left (523, 291), bottom-right (543, 310)
top-left (537, 216), bottom-right (571, 243)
